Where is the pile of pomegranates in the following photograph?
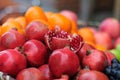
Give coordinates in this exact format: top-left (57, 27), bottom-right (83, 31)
top-left (0, 18), bottom-right (114, 80)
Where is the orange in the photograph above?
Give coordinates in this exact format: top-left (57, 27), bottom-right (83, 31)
top-left (25, 6), bottom-right (48, 23)
top-left (70, 21), bottom-right (78, 34)
top-left (6, 18), bottom-right (15, 22)
top-left (0, 26), bottom-right (1, 36)
top-left (78, 27), bottom-right (95, 44)
top-left (95, 44), bottom-right (107, 51)
top-left (45, 11), bottom-right (54, 18)
top-left (14, 16), bottom-right (27, 29)
top-left (84, 41), bottom-right (96, 48)
top-left (1, 21), bottom-right (25, 35)
top-left (47, 13), bottom-right (72, 32)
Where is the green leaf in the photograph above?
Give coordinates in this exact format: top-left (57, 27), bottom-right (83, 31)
top-left (110, 49), bottom-right (120, 62)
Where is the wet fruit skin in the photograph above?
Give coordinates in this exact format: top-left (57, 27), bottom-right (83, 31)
top-left (0, 49), bottom-right (27, 76)
top-left (16, 68), bottom-right (45, 80)
top-left (48, 47), bottom-right (80, 78)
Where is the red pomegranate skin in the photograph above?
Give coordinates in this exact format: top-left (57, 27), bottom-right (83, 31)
top-left (60, 10), bottom-right (78, 23)
top-left (38, 64), bottom-right (53, 80)
top-left (104, 51), bottom-right (115, 65)
top-left (26, 20), bottom-right (49, 41)
top-left (0, 29), bottom-right (25, 49)
top-left (0, 49), bottom-right (27, 76)
top-left (22, 39), bottom-right (47, 67)
top-left (53, 75), bottom-right (69, 80)
top-left (77, 70), bottom-right (109, 80)
top-left (0, 42), bottom-right (6, 51)
top-left (48, 48), bottom-right (80, 78)
top-left (16, 68), bottom-right (45, 80)
top-left (77, 43), bottom-right (95, 61)
top-left (82, 49), bottom-right (108, 72)
top-left (99, 18), bottom-right (120, 39)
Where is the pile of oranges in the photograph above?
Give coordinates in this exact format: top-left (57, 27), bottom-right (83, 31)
top-left (0, 6), bottom-right (106, 51)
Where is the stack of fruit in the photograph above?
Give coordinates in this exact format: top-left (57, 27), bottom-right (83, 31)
top-left (0, 6), bottom-right (120, 80)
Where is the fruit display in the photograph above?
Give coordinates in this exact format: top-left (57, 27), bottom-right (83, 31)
top-left (0, 6), bottom-right (120, 80)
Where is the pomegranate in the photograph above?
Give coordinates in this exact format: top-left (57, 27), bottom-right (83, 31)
top-left (26, 20), bottom-right (49, 41)
top-left (16, 68), bottom-right (45, 80)
top-left (77, 43), bottom-right (95, 62)
top-left (54, 75), bottom-right (69, 80)
top-left (38, 64), bottom-right (53, 80)
top-left (0, 29), bottom-right (25, 49)
top-left (104, 51), bottom-right (115, 65)
top-left (16, 39), bottom-right (47, 67)
top-left (48, 47), bottom-right (80, 78)
top-left (82, 49), bottom-right (108, 72)
top-left (89, 27), bottom-right (97, 34)
top-left (76, 69), bottom-right (109, 80)
top-left (0, 49), bottom-right (27, 76)
top-left (60, 10), bottom-right (78, 23)
top-left (94, 32), bottom-right (113, 49)
top-left (0, 42), bottom-right (6, 51)
top-left (45, 27), bottom-right (83, 53)
top-left (99, 18), bottom-right (120, 39)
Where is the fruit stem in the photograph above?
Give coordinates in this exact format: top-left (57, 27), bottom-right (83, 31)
top-left (86, 50), bottom-right (91, 56)
top-left (16, 46), bottom-right (24, 54)
top-left (84, 66), bottom-right (90, 70)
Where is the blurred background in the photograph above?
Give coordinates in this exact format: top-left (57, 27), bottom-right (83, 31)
top-left (0, 0), bottom-right (120, 24)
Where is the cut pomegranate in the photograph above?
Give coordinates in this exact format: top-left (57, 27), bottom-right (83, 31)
top-left (70, 34), bottom-right (83, 53)
top-left (45, 27), bottom-right (83, 53)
